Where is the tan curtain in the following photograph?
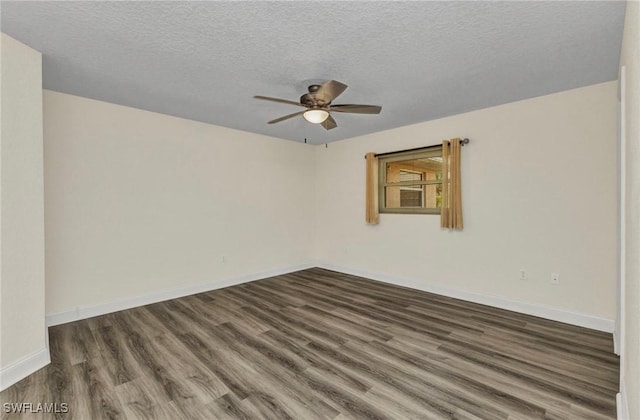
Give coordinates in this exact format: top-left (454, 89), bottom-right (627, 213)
top-left (365, 152), bottom-right (379, 224)
top-left (441, 138), bottom-right (463, 229)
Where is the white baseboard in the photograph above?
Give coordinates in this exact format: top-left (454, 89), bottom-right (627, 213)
top-left (45, 261), bottom-right (615, 333)
top-left (46, 263), bottom-right (314, 327)
top-left (617, 379), bottom-right (630, 420)
top-left (316, 262), bottom-right (615, 333)
top-left (0, 347), bottom-right (50, 391)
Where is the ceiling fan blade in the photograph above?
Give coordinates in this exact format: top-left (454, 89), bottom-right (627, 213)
top-left (330, 104), bottom-right (382, 114)
top-left (315, 80), bottom-right (348, 103)
top-left (267, 110), bottom-right (306, 124)
top-left (254, 95), bottom-right (303, 107)
top-left (321, 114), bottom-right (338, 130)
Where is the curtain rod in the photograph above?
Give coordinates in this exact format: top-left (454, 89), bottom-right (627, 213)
top-left (364, 138), bottom-right (469, 159)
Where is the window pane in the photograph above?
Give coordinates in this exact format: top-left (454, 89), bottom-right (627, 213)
top-left (400, 189), bottom-right (422, 207)
top-left (385, 183), bottom-right (442, 209)
top-left (399, 170), bottom-right (422, 183)
top-left (385, 159), bottom-right (442, 184)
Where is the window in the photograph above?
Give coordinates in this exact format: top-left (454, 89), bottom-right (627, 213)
top-left (378, 146), bottom-right (443, 214)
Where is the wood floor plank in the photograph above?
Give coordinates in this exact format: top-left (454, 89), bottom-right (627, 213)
top-left (259, 329), bottom-right (372, 395)
top-left (74, 359), bottom-right (125, 420)
top-left (0, 268), bottom-right (619, 419)
top-left (113, 378), bottom-right (160, 420)
top-left (151, 334), bottom-right (230, 403)
top-left (205, 392), bottom-right (263, 420)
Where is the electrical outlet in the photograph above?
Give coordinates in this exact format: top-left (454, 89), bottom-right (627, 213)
top-left (519, 269), bottom-right (527, 281)
top-left (551, 273), bottom-right (559, 285)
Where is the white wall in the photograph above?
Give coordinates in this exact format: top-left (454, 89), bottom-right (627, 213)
top-left (43, 91), bottom-right (314, 317)
top-left (42, 83), bottom-right (620, 328)
top-left (0, 34), bottom-right (48, 389)
top-left (619, 0), bottom-right (639, 417)
top-left (314, 82), bottom-right (618, 327)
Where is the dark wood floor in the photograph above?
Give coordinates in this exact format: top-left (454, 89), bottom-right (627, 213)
top-left (1, 268), bottom-right (619, 419)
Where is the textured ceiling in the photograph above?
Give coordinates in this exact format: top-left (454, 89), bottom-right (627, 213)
top-left (0, 1), bottom-right (626, 144)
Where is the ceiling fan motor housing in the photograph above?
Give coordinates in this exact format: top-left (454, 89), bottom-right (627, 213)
top-left (300, 85), bottom-right (330, 107)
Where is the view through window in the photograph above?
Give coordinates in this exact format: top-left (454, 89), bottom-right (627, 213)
top-left (378, 147), bottom-right (443, 214)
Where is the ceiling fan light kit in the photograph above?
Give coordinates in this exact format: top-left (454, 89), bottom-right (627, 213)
top-left (303, 109), bottom-right (329, 124)
top-left (255, 80), bottom-right (382, 131)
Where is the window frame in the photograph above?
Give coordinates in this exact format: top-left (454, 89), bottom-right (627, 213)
top-left (378, 146), bottom-right (443, 215)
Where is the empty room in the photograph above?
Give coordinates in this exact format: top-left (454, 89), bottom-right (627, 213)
top-left (0, 1), bottom-right (638, 419)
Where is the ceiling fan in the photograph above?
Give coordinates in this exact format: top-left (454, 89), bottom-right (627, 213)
top-left (254, 80), bottom-right (382, 130)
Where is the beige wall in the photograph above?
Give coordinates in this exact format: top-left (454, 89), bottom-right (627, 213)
top-left (314, 81), bottom-right (618, 322)
top-left (43, 90), bottom-right (314, 315)
top-left (0, 34), bottom-right (47, 373)
top-left (620, 0), bottom-right (639, 417)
